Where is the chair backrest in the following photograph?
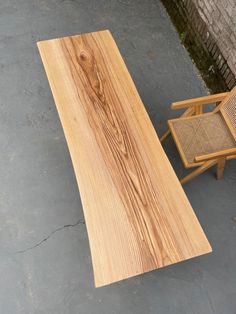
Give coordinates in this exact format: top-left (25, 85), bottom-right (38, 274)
top-left (219, 86), bottom-right (236, 141)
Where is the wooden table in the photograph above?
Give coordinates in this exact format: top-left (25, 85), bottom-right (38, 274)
top-left (37, 30), bottom-right (212, 287)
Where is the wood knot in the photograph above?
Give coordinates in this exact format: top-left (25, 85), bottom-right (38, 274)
top-left (79, 51), bottom-right (89, 61)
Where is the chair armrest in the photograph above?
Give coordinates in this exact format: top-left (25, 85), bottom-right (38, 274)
top-left (171, 92), bottom-right (229, 110)
top-left (195, 148), bottom-right (236, 162)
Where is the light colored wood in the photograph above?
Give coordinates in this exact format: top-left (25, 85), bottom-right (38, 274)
top-left (180, 160), bottom-right (217, 184)
top-left (195, 148), bottom-right (236, 162)
top-left (227, 154), bottom-right (236, 160)
top-left (37, 30), bottom-right (212, 287)
top-left (182, 106), bottom-right (195, 117)
top-left (195, 104), bottom-right (203, 115)
top-left (160, 129), bottom-right (171, 143)
top-left (216, 158), bottom-right (226, 179)
top-left (171, 92), bottom-right (229, 110)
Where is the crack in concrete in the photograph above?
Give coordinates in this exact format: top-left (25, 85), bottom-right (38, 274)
top-left (14, 219), bottom-right (85, 254)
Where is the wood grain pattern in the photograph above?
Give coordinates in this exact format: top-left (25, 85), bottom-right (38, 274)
top-left (37, 30), bottom-right (212, 287)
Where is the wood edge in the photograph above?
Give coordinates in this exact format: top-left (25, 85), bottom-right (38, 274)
top-left (37, 31), bottom-right (212, 288)
top-left (195, 148), bottom-right (236, 162)
top-left (36, 37), bottom-right (101, 289)
top-left (169, 112), bottom-right (214, 123)
top-left (171, 92), bottom-right (229, 110)
top-left (94, 244), bottom-right (212, 288)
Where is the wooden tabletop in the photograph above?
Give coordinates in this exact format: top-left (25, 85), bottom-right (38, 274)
top-left (37, 30), bottom-right (212, 287)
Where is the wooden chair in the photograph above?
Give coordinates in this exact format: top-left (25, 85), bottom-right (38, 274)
top-left (161, 87), bottom-right (236, 184)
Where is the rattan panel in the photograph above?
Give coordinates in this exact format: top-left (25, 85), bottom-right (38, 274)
top-left (170, 113), bottom-right (236, 164)
top-left (221, 92), bottom-right (236, 139)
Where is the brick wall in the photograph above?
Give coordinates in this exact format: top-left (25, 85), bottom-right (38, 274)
top-left (161, 0), bottom-right (236, 90)
top-left (194, 0), bottom-right (236, 87)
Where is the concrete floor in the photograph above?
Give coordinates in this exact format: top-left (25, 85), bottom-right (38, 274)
top-left (0, 0), bottom-right (236, 313)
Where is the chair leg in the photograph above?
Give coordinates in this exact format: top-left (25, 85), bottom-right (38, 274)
top-left (160, 129), bottom-right (171, 143)
top-left (216, 158), bottom-right (226, 179)
top-left (180, 160), bottom-right (217, 184)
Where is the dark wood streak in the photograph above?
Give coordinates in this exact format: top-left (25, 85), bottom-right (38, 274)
top-left (93, 33), bottom-right (197, 255)
top-left (60, 35), bottom-right (184, 269)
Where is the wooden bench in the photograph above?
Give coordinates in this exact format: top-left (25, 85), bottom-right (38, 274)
top-left (37, 30), bottom-right (211, 287)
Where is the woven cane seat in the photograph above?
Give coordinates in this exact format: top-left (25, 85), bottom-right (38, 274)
top-left (169, 112), bottom-right (236, 167)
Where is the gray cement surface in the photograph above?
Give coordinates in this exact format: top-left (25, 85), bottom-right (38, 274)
top-left (0, 0), bottom-right (235, 313)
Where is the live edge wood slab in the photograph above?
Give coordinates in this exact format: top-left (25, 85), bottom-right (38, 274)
top-left (37, 30), bottom-right (212, 287)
